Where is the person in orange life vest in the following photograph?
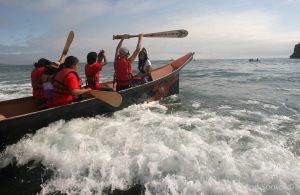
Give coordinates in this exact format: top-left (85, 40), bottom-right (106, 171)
top-left (85, 50), bottom-right (113, 91)
top-left (31, 58), bottom-right (51, 108)
top-left (114, 33), bottom-right (143, 91)
top-left (47, 56), bottom-right (92, 108)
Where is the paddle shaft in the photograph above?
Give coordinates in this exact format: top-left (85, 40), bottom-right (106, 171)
top-left (113, 29), bottom-right (188, 40)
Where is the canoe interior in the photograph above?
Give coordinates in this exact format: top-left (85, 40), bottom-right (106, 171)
top-left (0, 53), bottom-right (192, 120)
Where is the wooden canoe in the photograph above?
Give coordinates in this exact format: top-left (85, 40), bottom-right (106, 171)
top-left (0, 52), bottom-right (194, 151)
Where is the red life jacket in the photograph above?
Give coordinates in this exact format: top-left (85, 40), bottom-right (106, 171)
top-left (52, 68), bottom-right (81, 97)
top-left (85, 63), bottom-right (103, 90)
top-left (31, 67), bottom-right (45, 99)
top-left (114, 57), bottom-right (132, 86)
top-left (47, 68), bottom-right (81, 108)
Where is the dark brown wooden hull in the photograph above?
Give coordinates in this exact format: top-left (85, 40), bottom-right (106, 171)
top-left (0, 53), bottom-right (194, 151)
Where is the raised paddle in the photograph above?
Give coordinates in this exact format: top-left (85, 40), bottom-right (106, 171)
top-left (58, 31), bottom-right (74, 64)
top-left (90, 90), bottom-right (122, 107)
top-left (63, 31), bottom-right (74, 53)
top-left (113, 29), bottom-right (188, 40)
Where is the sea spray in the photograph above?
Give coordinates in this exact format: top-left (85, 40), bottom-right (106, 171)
top-left (1, 100), bottom-right (299, 194)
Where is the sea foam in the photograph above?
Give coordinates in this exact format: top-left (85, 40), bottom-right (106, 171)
top-left (1, 101), bottom-right (299, 194)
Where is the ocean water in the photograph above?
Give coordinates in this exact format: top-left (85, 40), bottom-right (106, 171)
top-left (0, 58), bottom-right (300, 195)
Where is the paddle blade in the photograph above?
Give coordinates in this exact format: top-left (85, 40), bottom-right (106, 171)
top-left (63, 31), bottom-right (74, 53)
top-left (144, 29), bottom-right (188, 38)
top-left (90, 90), bottom-right (122, 107)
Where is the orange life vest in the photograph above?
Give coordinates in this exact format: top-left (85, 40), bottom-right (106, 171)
top-left (85, 63), bottom-right (103, 90)
top-left (31, 67), bottom-right (45, 98)
top-left (52, 68), bottom-right (81, 97)
top-left (114, 57), bottom-right (132, 86)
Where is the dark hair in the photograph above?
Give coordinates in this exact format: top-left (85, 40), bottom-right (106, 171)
top-left (138, 51), bottom-right (149, 73)
top-left (37, 58), bottom-right (51, 67)
top-left (45, 66), bottom-right (57, 75)
top-left (44, 62), bottom-right (59, 75)
top-left (34, 62), bottom-right (38, 68)
top-left (64, 56), bottom-right (79, 68)
top-left (87, 52), bottom-right (97, 64)
top-left (58, 63), bottom-right (64, 71)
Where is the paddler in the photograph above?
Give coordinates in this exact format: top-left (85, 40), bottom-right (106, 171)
top-left (47, 56), bottom-right (92, 108)
top-left (114, 34), bottom-right (143, 91)
top-left (85, 50), bottom-right (113, 91)
top-left (31, 58), bottom-right (51, 109)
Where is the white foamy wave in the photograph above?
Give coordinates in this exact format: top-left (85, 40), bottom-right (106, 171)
top-left (245, 100), bottom-right (261, 105)
top-left (1, 101), bottom-right (300, 194)
top-left (168, 94), bottom-right (179, 101)
top-left (218, 105), bottom-right (232, 109)
top-left (262, 104), bottom-right (279, 110)
top-left (242, 100), bottom-right (280, 110)
top-left (0, 82), bottom-right (31, 101)
top-left (276, 88), bottom-right (300, 92)
top-left (192, 101), bottom-right (201, 108)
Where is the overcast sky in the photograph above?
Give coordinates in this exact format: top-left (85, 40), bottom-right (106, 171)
top-left (1, 0), bottom-right (300, 64)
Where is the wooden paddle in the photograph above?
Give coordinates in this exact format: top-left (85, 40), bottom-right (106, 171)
top-left (113, 29), bottom-right (188, 40)
top-left (58, 31), bottom-right (74, 64)
top-left (63, 31), bottom-right (74, 52)
top-left (90, 90), bottom-right (122, 107)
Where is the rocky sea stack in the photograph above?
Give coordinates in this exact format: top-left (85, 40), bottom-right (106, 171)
top-left (290, 43), bottom-right (300, 58)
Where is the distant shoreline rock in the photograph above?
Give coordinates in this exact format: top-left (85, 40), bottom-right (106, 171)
top-left (290, 43), bottom-right (300, 58)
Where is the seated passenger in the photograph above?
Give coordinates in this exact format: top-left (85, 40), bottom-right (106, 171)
top-left (41, 62), bottom-right (59, 98)
top-left (31, 58), bottom-right (51, 109)
top-left (85, 50), bottom-right (112, 91)
top-left (137, 47), bottom-right (152, 84)
top-left (47, 56), bottom-right (91, 108)
top-left (41, 49), bottom-right (68, 100)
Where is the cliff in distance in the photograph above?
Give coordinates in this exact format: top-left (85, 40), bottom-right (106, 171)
top-left (290, 43), bottom-right (300, 58)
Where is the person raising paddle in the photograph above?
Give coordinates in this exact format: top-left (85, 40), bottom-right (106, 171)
top-left (85, 50), bottom-right (113, 91)
top-left (114, 34), bottom-right (143, 91)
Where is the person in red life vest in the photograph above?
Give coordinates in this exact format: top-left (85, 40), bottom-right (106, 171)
top-left (114, 34), bottom-right (143, 91)
top-left (41, 61), bottom-right (59, 99)
top-left (31, 58), bottom-right (51, 108)
top-left (85, 50), bottom-right (113, 91)
top-left (47, 56), bottom-right (92, 108)
top-left (41, 48), bottom-right (69, 99)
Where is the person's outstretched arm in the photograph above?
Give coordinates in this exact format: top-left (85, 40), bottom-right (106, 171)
top-left (58, 48), bottom-right (68, 64)
top-left (115, 34), bottom-right (129, 60)
top-left (98, 50), bottom-right (107, 66)
top-left (71, 87), bottom-right (92, 95)
top-left (129, 34), bottom-right (143, 63)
